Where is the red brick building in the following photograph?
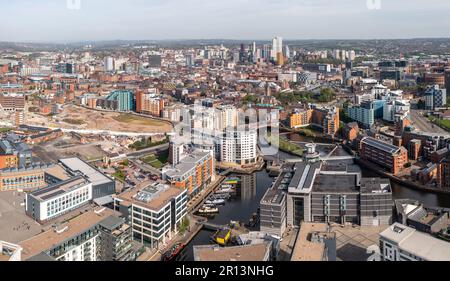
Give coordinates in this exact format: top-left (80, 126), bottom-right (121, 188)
top-left (360, 137), bottom-right (409, 175)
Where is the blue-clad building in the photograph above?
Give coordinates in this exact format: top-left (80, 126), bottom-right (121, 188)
top-left (373, 100), bottom-right (387, 119)
top-left (347, 101), bottom-right (375, 128)
top-left (106, 90), bottom-right (136, 112)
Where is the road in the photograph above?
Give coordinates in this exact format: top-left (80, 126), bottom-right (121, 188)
top-left (127, 143), bottom-right (169, 158)
top-left (410, 109), bottom-right (448, 134)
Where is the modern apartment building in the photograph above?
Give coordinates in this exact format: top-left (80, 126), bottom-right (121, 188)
top-left (360, 137), bottom-right (408, 175)
top-left (135, 89), bottom-right (165, 117)
top-left (218, 128), bottom-right (257, 165)
top-left (0, 93), bottom-right (25, 112)
top-left (424, 84), bottom-right (447, 110)
top-left (19, 208), bottom-right (131, 261)
top-left (0, 138), bottom-right (33, 168)
top-left (347, 101), bottom-right (375, 128)
top-left (437, 156), bottom-right (450, 189)
top-left (380, 223), bottom-right (450, 261)
top-left (113, 183), bottom-right (188, 249)
top-left (163, 150), bottom-right (214, 197)
top-left (101, 90), bottom-right (136, 112)
top-left (289, 106), bottom-right (340, 135)
top-left (289, 109), bottom-right (312, 129)
top-left (97, 215), bottom-right (136, 261)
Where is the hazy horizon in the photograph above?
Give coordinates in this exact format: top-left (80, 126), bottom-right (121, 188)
top-left (1, 0), bottom-right (450, 42)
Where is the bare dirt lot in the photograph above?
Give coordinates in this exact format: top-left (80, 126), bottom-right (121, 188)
top-left (28, 104), bottom-right (173, 134)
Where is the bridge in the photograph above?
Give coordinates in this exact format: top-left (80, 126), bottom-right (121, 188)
top-left (197, 221), bottom-right (228, 232)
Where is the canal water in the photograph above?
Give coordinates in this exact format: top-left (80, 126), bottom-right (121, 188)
top-left (177, 170), bottom-right (274, 261)
top-left (177, 133), bottom-right (450, 261)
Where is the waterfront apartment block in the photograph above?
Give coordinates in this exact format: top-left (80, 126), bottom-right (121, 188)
top-left (113, 183), bottom-right (188, 249)
top-left (19, 208), bottom-right (130, 261)
top-left (218, 129), bottom-right (258, 165)
top-left (360, 137), bottom-right (408, 175)
top-left (437, 156), bottom-right (450, 189)
top-left (289, 109), bottom-right (313, 128)
top-left (288, 106), bottom-right (340, 136)
top-left (380, 223), bottom-right (450, 261)
top-left (163, 150), bottom-right (214, 197)
top-left (25, 176), bottom-right (93, 223)
top-left (402, 130), bottom-right (450, 161)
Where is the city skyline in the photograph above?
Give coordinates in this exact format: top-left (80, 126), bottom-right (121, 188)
top-left (1, 0), bottom-right (450, 42)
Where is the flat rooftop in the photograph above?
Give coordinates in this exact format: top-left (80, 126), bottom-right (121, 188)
top-left (19, 207), bottom-right (117, 260)
top-left (312, 174), bottom-right (359, 193)
top-left (261, 188), bottom-right (285, 206)
top-left (193, 242), bottom-right (271, 261)
top-left (29, 176), bottom-right (89, 202)
top-left (288, 162), bottom-right (321, 194)
top-left (164, 150), bottom-right (211, 179)
top-left (291, 223), bottom-right (334, 261)
top-left (115, 183), bottom-right (183, 211)
top-left (361, 137), bottom-right (400, 154)
top-left (380, 223), bottom-right (450, 261)
top-left (44, 164), bottom-right (72, 181)
top-left (360, 178), bottom-right (391, 194)
top-left (59, 158), bottom-right (112, 186)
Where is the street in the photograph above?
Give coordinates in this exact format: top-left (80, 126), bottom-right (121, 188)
top-left (409, 109), bottom-right (448, 134)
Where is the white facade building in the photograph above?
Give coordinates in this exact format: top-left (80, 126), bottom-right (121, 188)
top-left (380, 223), bottom-right (450, 261)
top-left (114, 183), bottom-right (188, 249)
top-left (26, 176), bottom-right (93, 223)
top-left (219, 129), bottom-right (257, 165)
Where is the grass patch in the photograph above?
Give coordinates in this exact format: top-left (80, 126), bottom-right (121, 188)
top-left (113, 113), bottom-right (166, 126)
top-left (267, 135), bottom-right (304, 157)
top-left (63, 118), bottom-right (85, 125)
top-left (429, 116), bottom-right (450, 131)
top-left (112, 169), bottom-right (126, 182)
top-left (129, 136), bottom-right (169, 151)
top-left (0, 128), bottom-right (13, 133)
top-left (141, 151), bottom-right (169, 169)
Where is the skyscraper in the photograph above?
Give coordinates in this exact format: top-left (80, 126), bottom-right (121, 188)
top-left (104, 57), bottom-right (115, 72)
top-left (272, 36), bottom-right (283, 65)
top-left (284, 45), bottom-right (290, 60)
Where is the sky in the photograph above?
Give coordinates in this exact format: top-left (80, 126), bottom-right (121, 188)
top-left (1, 0), bottom-right (450, 42)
